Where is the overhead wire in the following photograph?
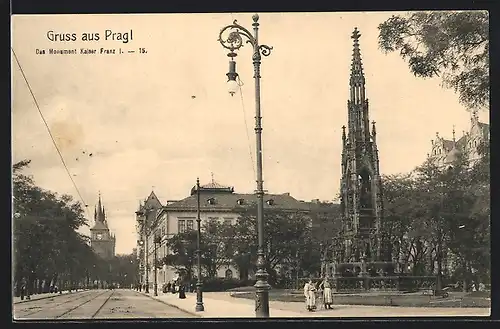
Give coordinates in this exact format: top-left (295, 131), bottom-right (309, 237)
top-left (11, 47), bottom-right (93, 221)
top-left (229, 11), bottom-right (257, 179)
top-left (237, 77), bottom-right (257, 178)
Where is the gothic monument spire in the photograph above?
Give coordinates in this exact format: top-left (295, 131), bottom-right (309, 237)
top-left (339, 28), bottom-right (385, 268)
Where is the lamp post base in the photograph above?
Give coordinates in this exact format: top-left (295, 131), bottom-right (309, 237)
top-left (254, 283), bottom-right (270, 318)
top-left (195, 284), bottom-right (204, 312)
top-left (254, 266), bottom-right (271, 318)
top-left (195, 302), bottom-right (204, 312)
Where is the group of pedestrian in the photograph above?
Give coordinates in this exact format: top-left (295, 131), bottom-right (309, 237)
top-left (303, 276), bottom-right (334, 312)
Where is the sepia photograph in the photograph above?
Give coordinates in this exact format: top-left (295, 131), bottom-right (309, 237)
top-left (11, 11), bottom-right (490, 320)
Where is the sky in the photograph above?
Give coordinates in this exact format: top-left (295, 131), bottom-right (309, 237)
top-left (11, 12), bottom-right (489, 254)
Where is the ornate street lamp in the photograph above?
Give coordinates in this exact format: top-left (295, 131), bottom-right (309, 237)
top-left (195, 177), bottom-right (204, 312)
top-left (136, 207), bottom-right (153, 294)
top-left (218, 13), bottom-right (273, 318)
top-left (154, 234), bottom-right (161, 296)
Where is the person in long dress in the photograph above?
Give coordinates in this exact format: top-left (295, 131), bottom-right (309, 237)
top-left (303, 279), bottom-right (316, 312)
top-left (319, 277), bottom-right (334, 309)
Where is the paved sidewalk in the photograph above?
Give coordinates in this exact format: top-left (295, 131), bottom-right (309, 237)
top-left (139, 290), bottom-right (491, 318)
top-left (13, 289), bottom-right (88, 304)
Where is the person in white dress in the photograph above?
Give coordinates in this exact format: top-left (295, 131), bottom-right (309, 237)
top-left (303, 279), bottom-right (316, 312)
top-left (319, 277), bottom-right (334, 309)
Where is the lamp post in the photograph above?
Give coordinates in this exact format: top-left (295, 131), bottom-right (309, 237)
top-left (218, 13), bottom-right (273, 318)
top-left (136, 207), bottom-right (152, 293)
top-left (195, 177), bottom-right (205, 311)
top-left (154, 234), bottom-right (161, 296)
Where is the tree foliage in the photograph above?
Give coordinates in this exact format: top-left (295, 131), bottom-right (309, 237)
top-left (380, 150), bottom-right (490, 283)
top-left (378, 11), bottom-right (489, 110)
top-left (13, 159), bottom-right (104, 294)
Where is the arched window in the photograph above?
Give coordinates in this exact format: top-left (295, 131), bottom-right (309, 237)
top-left (225, 269), bottom-right (233, 279)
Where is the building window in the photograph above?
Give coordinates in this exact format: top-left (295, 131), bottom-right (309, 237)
top-left (208, 216), bottom-right (219, 221)
top-left (266, 199), bottom-right (275, 206)
top-left (237, 198), bottom-right (245, 205)
top-left (225, 269), bottom-right (233, 279)
top-left (187, 220), bottom-right (194, 231)
top-left (207, 198), bottom-right (216, 205)
top-left (223, 218), bottom-right (233, 225)
top-left (178, 220), bottom-right (186, 233)
top-left (161, 226), bottom-right (165, 236)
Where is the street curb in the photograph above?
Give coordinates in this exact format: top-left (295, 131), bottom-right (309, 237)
top-left (13, 289), bottom-right (89, 305)
top-left (136, 291), bottom-right (202, 318)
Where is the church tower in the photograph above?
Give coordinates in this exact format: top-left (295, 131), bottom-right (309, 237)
top-left (339, 28), bottom-right (384, 264)
top-left (90, 193), bottom-right (116, 260)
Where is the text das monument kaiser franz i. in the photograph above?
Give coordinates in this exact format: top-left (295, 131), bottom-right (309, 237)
top-left (35, 30), bottom-right (148, 55)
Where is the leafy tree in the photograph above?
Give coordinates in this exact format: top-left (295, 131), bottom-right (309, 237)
top-left (13, 159), bottom-right (99, 295)
top-left (109, 254), bottom-right (139, 286)
top-left (378, 11), bottom-right (489, 109)
top-left (201, 219), bottom-right (237, 279)
top-left (309, 202), bottom-right (341, 276)
top-left (164, 230), bottom-right (198, 280)
top-left (381, 173), bottom-right (421, 267)
top-left (232, 209), bottom-right (313, 284)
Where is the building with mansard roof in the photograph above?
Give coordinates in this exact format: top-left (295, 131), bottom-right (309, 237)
top-left (428, 110), bottom-right (489, 168)
top-left (90, 193), bottom-right (116, 260)
top-left (135, 178), bottom-right (317, 290)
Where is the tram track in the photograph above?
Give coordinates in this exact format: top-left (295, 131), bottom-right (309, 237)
top-left (55, 290), bottom-right (113, 319)
top-left (15, 289), bottom-right (198, 319)
top-left (19, 290), bottom-right (95, 318)
top-left (90, 289), bottom-right (115, 318)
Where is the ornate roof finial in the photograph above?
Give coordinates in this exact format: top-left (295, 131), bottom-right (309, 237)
top-left (452, 125), bottom-right (456, 143)
top-left (351, 27), bottom-right (363, 78)
top-left (351, 27), bottom-right (361, 42)
top-left (472, 109), bottom-right (479, 122)
top-left (211, 172), bottom-right (215, 183)
top-left (372, 121), bottom-right (377, 135)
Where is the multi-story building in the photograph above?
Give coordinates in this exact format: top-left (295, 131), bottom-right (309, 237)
top-left (428, 110), bottom-right (489, 168)
top-left (136, 179), bottom-right (311, 290)
top-left (90, 194), bottom-right (116, 260)
top-left (426, 110), bottom-right (489, 276)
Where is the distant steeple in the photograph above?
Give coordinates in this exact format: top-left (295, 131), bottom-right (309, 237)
top-left (452, 125), bottom-right (456, 144)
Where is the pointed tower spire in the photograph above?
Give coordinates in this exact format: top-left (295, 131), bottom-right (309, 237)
top-left (342, 125), bottom-right (346, 144)
top-left (452, 125), bottom-right (456, 144)
top-left (211, 172), bottom-right (215, 183)
top-left (97, 191), bottom-right (102, 219)
top-left (340, 28), bottom-right (384, 265)
top-left (94, 206), bottom-right (97, 220)
top-left (347, 27), bottom-right (370, 143)
top-left (350, 27), bottom-right (365, 104)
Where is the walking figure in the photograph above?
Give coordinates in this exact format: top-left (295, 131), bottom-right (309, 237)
top-left (303, 279), bottom-right (316, 312)
top-left (319, 276), bottom-right (334, 309)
